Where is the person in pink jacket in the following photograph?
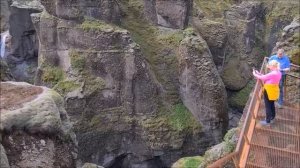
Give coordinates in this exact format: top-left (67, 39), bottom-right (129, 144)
top-left (253, 60), bottom-right (282, 126)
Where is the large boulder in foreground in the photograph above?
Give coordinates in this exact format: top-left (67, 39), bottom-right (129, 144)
top-left (0, 82), bottom-right (78, 168)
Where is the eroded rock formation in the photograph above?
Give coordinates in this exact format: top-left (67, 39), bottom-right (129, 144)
top-left (144, 0), bottom-right (192, 29)
top-left (178, 33), bottom-right (228, 141)
top-left (0, 82), bottom-right (78, 168)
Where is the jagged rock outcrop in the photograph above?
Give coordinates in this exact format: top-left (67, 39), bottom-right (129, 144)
top-left (32, 9), bottom-right (162, 167)
top-left (1, 0), bottom-right (42, 83)
top-left (192, 19), bottom-right (228, 67)
top-left (272, 16), bottom-right (300, 65)
top-left (222, 1), bottom-right (266, 91)
top-left (0, 82), bottom-right (78, 168)
top-left (0, 0), bottom-right (10, 32)
top-left (178, 33), bottom-right (228, 141)
top-left (40, 0), bottom-right (121, 24)
top-left (144, 0), bottom-right (192, 29)
top-left (271, 16), bottom-right (300, 108)
top-left (0, 59), bottom-right (14, 81)
top-left (31, 3), bottom-right (226, 166)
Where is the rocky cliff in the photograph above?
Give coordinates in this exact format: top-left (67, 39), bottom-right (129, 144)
top-left (1, 0), bottom-right (299, 167)
top-left (27, 0), bottom-right (230, 166)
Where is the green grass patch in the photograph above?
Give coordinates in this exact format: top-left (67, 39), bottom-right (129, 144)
top-left (168, 103), bottom-right (201, 132)
top-left (79, 19), bottom-right (122, 32)
top-left (69, 49), bottom-right (85, 71)
top-left (223, 128), bottom-right (237, 153)
top-left (173, 156), bottom-right (204, 168)
top-left (184, 157), bottom-right (203, 168)
top-left (157, 31), bottom-right (184, 46)
top-left (53, 80), bottom-right (80, 95)
top-left (83, 74), bottom-right (106, 95)
top-left (194, 0), bottom-right (234, 18)
top-left (41, 65), bottom-right (64, 86)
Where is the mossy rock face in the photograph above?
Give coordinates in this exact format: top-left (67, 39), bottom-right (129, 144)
top-left (79, 19), bottom-right (122, 32)
top-left (194, 0), bottom-right (235, 19)
top-left (41, 65), bottom-right (65, 87)
top-left (228, 80), bottom-right (255, 111)
top-left (265, 1), bottom-right (299, 53)
top-left (53, 80), bottom-right (81, 95)
top-left (198, 128), bottom-right (237, 168)
top-left (0, 60), bottom-right (13, 81)
top-left (171, 156), bottom-right (204, 168)
top-left (288, 48), bottom-right (300, 65)
top-left (137, 103), bottom-right (202, 150)
top-left (69, 49), bottom-right (86, 71)
top-left (222, 59), bottom-right (251, 91)
top-left (167, 103), bottom-right (201, 132)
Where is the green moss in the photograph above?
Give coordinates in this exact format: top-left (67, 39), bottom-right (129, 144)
top-left (194, 0), bottom-right (234, 18)
top-left (168, 103), bottom-right (201, 132)
top-left (173, 156), bottom-right (204, 168)
top-left (41, 65), bottom-right (64, 86)
top-left (223, 128), bottom-right (237, 153)
top-left (288, 48), bottom-right (300, 65)
top-left (157, 32), bottom-right (184, 46)
top-left (53, 80), bottom-right (80, 95)
top-left (69, 50), bottom-right (85, 71)
top-left (79, 19), bottom-right (122, 32)
top-left (184, 157), bottom-right (204, 168)
top-left (184, 27), bottom-right (197, 36)
top-left (228, 80), bottom-right (255, 111)
top-left (265, 2), bottom-right (299, 41)
top-left (266, 2), bottom-right (299, 27)
top-left (83, 75), bottom-right (105, 95)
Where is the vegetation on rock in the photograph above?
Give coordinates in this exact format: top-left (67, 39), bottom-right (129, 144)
top-left (69, 49), bottom-right (86, 71)
top-left (172, 156), bottom-right (204, 168)
top-left (79, 19), bottom-right (122, 32)
top-left (228, 80), bottom-right (255, 111)
top-left (53, 80), bottom-right (80, 95)
top-left (41, 65), bottom-right (65, 86)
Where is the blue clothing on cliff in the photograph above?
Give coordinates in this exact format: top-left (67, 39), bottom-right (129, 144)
top-left (268, 54), bottom-right (291, 106)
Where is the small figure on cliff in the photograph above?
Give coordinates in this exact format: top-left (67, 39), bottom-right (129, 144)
top-left (253, 60), bottom-right (281, 126)
top-left (268, 49), bottom-right (290, 108)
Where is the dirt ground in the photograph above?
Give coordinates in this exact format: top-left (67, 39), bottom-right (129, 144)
top-left (0, 83), bottom-right (43, 110)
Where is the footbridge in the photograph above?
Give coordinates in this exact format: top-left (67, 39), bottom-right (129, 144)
top-left (209, 57), bottom-right (300, 168)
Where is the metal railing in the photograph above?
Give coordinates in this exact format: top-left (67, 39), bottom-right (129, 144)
top-left (208, 58), bottom-right (300, 168)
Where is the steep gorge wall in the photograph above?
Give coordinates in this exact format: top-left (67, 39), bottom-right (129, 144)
top-left (2, 0), bottom-right (298, 167)
top-left (29, 0), bottom-right (229, 167)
